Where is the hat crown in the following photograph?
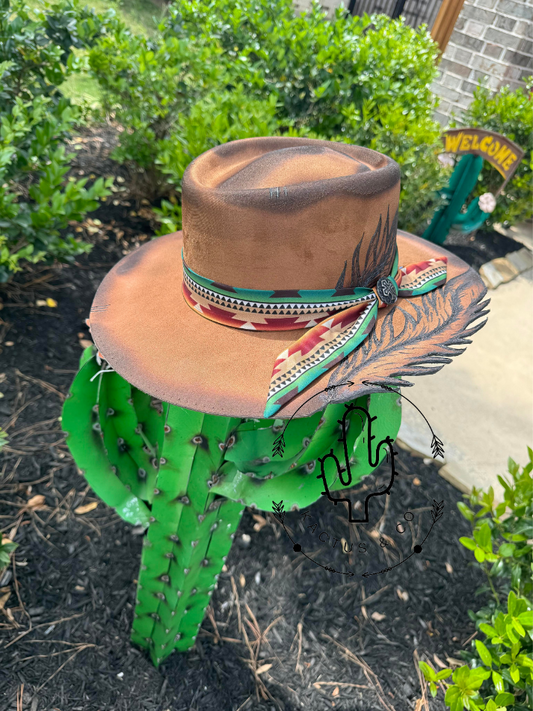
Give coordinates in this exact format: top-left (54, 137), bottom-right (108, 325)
top-left (216, 145), bottom-right (366, 189)
top-left (182, 137), bottom-right (401, 291)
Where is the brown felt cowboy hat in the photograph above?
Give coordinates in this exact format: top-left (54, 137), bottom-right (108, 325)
top-left (86, 137), bottom-right (488, 420)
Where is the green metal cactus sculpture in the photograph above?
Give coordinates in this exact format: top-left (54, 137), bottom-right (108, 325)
top-left (422, 154), bottom-right (485, 245)
top-left (62, 345), bottom-right (401, 666)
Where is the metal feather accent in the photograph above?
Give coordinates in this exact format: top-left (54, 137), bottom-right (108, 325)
top-left (328, 270), bottom-right (489, 395)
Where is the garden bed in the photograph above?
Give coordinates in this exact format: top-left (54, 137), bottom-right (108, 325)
top-left (0, 126), bottom-right (508, 711)
top-left (443, 228), bottom-right (525, 272)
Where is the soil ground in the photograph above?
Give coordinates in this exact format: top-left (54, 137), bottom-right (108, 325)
top-left (0, 125), bottom-right (524, 711)
top-left (443, 227), bottom-right (522, 271)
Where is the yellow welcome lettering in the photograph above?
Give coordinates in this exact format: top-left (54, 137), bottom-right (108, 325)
top-left (488, 140), bottom-right (500, 157)
top-left (503, 153), bottom-right (518, 171)
top-left (460, 134), bottom-right (472, 151)
top-left (445, 133), bottom-right (463, 153)
top-left (480, 136), bottom-right (492, 152)
top-left (494, 145), bottom-right (511, 165)
top-left (471, 134), bottom-right (480, 150)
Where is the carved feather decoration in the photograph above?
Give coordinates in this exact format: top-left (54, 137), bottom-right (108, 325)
top-left (335, 206), bottom-right (399, 290)
top-left (327, 269), bottom-right (489, 395)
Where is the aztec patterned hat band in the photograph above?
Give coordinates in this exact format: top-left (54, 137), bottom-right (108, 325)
top-left (182, 249), bottom-right (448, 418)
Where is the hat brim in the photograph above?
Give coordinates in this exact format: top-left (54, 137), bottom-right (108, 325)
top-left (88, 230), bottom-right (488, 420)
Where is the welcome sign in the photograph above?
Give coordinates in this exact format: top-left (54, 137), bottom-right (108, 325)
top-left (442, 128), bottom-right (524, 187)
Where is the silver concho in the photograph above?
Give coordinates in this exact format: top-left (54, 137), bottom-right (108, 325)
top-left (376, 277), bottom-right (398, 305)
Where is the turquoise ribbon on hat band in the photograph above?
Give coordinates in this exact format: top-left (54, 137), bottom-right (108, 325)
top-left (181, 249), bottom-right (448, 417)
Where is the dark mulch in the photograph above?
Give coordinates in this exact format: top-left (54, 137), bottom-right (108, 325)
top-left (442, 227), bottom-right (524, 271)
top-left (0, 125), bottom-right (498, 711)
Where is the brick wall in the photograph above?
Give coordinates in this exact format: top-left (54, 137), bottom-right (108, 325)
top-left (431, 0), bottom-right (533, 123)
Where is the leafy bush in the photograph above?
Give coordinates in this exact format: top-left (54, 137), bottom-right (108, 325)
top-left (171, 0), bottom-right (450, 232)
top-left (88, 24), bottom-right (284, 208)
top-left (87, 0), bottom-right (448, 234)
top-left (0, 0), bottom-right (117, 110)
top-left (0, 94), bottom-right (113, 281)
top-left (88, 24), bottom-right (235, 199)
top-left (0, 0), bottom-right (116, 281)
top-left (458, 449), bottom-right (533, 602)
top-left (450, 79), bottom-right (533, 229)
top-left (0, 431), bottom-right (17, 576)
top-left (420, 450), bottom-right (533, 710)
top-left (421, 591), bottom-right (532, 711)
top-left (167, 0), bottom-right (440, 136)
top-left (87, 28), bottom-right (224, 163)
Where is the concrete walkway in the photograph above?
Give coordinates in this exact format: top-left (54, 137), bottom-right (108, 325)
top-left (397, 228), bottom-right (533, 500)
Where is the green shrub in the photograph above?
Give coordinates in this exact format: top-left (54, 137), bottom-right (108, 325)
top-left (0, 0), bottom-right (116, 281)
top-left (87, 13), bottom-right (300, 207)
top-left (420, 591), bottom-right (532, 711)
top-left (419, 591), bottom-right (533, 711)
top-left (458, 449), bottom-right (533, 603)
top-left (420, 450), bottom-right (533, 710)
top-left (450, 80), bottom-right (533, 229)
top-left (152, 88), bottom-right (285, 233)
top-left (87, 25), bottom-right (230, 197)
top-left (167, 0), bottom-right (439, 136)
top-left (337, 99), bottom-right (449, 234)
top-left (87, 0), bottom-right (447, 234)
top-left (167, 0), bottom-right (449, 232)
top-left (0, 0), bottom-right (117, 110)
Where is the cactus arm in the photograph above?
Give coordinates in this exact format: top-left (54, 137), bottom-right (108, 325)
top-left (98, 373), bottom-right (159, 503)
top-left (223, 411), bottom-right (323, 477)
top-left (422, 154), bottom-right (484, 244)
top-left (174, 497), bottom-right (243, 651)
top-left (451, 196), bottom-right (488, 233)
top-left (131, 406), bottom-right (204, 653)
top-left (131, 406), bottom-right (242, 665)
top-left (210, 400), bottom-right (362, 511)
top-left (79, 343), bottom-right (97, 369)
top-left (97, 372), bottom-right (152, 502)
top-left (211, 392), bottom-right (400, 510)
top-left (61, 355), bottom-right (151, 527)
top-left (291, 400), bottom-right (364, 465)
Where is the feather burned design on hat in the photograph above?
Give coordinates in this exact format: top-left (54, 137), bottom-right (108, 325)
top-left (335, 207), bottom-right (399, 291)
